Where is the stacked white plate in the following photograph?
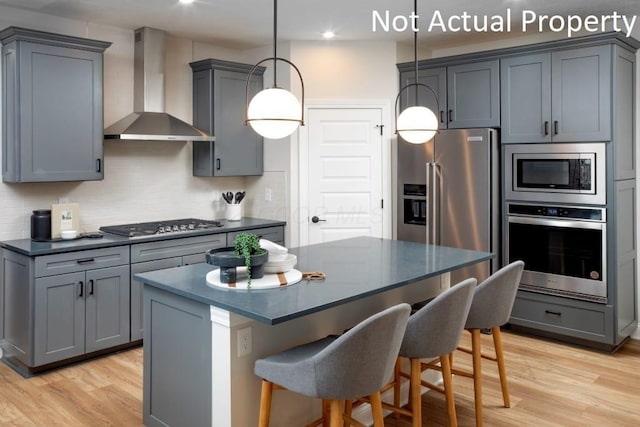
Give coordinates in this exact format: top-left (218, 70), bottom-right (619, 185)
top-left (260, 239), bottom-right (297, 273)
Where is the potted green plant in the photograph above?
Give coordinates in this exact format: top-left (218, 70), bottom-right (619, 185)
top-left (233, 232), bottom-right (267, 283)
top-left (206, 232), bottom-right (268, 285)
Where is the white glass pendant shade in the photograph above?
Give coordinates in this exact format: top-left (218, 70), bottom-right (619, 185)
top-left (397, 105), bottom-right (439, 144)
top-left (247, 87), bottom-right (302, 139)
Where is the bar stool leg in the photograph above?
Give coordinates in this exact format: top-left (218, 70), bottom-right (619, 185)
top-left (440, 354), bottom-right (458, 427)
top-left (258, 379), bottom-right (273, 427)
top-left (343, 400), bottom-right (352, 427)
top-left (410, 358), bottom-right (422, 427)
top-left (492, 327), bottom-right (510, 408)
top-left (393, 357), bottom-right (402, 418)
top-left (369, 391), bottom-right (385, 427)
top-left (329, 399), bottom-right (342, 427)
top-left (471, 329), bottom-right (483, 427)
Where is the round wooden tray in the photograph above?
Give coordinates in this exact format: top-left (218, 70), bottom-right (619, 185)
top-left (206, 268), bottom-right (303, 290)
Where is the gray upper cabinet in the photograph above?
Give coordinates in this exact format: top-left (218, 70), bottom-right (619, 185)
top-left (0, 27), bottom-right (111, 182)
top-left (501, 45), bottom-right (612, 143)
top-left (501, 53), bottom-right (552, 143)
top-left (398, 60), bottom-right (499, 131)
top-left (399, 67), bottom-right (447, 128)
top-left (552, 46), bottom-right (611, 142)
top-left (446, 60), bottom-right (500, 128)
top-left (190, 59), bottom-right (265, 177)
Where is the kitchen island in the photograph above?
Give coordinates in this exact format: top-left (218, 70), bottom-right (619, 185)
top-left (136, 236), bottom-right (493, 426)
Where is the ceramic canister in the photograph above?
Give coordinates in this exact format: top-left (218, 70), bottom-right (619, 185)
top-left (31, 209), bottom-right (52, 241)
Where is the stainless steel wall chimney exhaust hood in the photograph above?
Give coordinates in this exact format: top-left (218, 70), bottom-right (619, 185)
top-left (104, 27), bottom-right (214, 141)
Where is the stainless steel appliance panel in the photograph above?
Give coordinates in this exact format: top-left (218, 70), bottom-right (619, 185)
top-left (397, 128), bottom-right (499, 283)
top-left (506, 203), bottom-right (607, 303)
top-left (504, 143), bottom-right (606, 205)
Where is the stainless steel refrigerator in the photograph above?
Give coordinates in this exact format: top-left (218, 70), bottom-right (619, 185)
top-left (396, 128), bottom-right (500, 284)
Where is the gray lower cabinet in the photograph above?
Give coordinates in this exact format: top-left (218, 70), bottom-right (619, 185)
top-left (501, 45), bottom-right (612, 143)
top-left (227, 226), bottom-right (284, 246)
top-left (190, 58), bottom-right (265, 177)
top-left (1, 246), bottom-right (130, 373)
top-left (0, 26), bottom-right (111, 182)
top-left (130, 234), bottom-right (227, 340)
top-left (398, 60), bottom-right (499, 131)
top-left (510, 291), bottom-right (614, 345)
top-left (34, 265), bottom-right (130, 366)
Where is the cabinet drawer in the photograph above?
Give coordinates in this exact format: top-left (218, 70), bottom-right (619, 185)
top-left (131, 234), bottom-right (226, 263)
top-left (510, 294), bottom-right (610, 341)
top-left (227, 226), bottom-right (284, 245)
top-left (35, 246), bottom-right (130, 278)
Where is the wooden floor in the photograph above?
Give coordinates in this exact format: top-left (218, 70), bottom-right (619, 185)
top-left (0, 330), bottom-right (639, 426)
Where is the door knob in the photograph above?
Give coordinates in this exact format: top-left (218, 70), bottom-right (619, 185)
top-left (311, 216), bottom-right (326, 223)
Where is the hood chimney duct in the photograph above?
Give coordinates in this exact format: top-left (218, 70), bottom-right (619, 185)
top-left (104, 27), bottom-right (214, 142)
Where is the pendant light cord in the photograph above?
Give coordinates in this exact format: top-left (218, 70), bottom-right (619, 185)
top-left (413, 0), bottom-right (418, 105)
top-left (273, 0), bottom-right (278, 87)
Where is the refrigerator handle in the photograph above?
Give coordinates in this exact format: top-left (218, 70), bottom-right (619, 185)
top-left (426, 162), bottom-right (439, 245)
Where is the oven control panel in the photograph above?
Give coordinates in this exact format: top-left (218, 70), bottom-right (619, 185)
top-left (508, 203), bottom-right (604, 221)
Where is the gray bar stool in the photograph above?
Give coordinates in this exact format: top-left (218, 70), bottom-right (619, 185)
top-left (452, 260), bottom-right (525, 427)
top-left (254, 303), bottom-right (411, 427)
top-left (379, 278), bottom-right (476, 427)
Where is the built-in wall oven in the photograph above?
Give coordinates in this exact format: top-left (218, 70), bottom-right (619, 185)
top-left (506, 203), bottom-right (607, 303)
top-left (504, 143), bottom-right (606, 205)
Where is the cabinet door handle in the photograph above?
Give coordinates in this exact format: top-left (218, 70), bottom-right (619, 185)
top-left (89, 280), bottom-right (95, 296)
top-left (96, 159), bottom-right (102, 173)
top-left (544, 121), bottom-right (549, 136)
top-left (77, 258), bottom-right (95, 265)
top-left (439, 110), bottom-right (444, 123)
top-left (448, 109), bottom-right (453, 123)
top-left (216, 158), bottom-right (221, 170)
top-left (78, 281), bottom-right (84, 297)
top-left (553, 120), bottom-right (559, 135)
top-left (545, 310), bottom-right (562, 316)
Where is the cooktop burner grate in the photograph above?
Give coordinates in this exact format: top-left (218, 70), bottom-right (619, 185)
top-left (99, 218), bottom-right (223, 237)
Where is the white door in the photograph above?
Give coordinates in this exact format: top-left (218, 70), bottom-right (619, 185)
top-left (305, 107), bottom-right (384, 244)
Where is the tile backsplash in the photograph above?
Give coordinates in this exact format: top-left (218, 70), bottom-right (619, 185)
top-left (0, 142), bottom-right (286, 241)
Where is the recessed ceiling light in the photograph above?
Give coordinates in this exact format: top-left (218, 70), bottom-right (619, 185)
top-left (322, 31), bottom-right (336, 39)
top-left (179, 0), bottom-right (194, 4)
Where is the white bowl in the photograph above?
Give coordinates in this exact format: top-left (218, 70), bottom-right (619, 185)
top-left (60, 230), bottom-right (78, 239)
top-left (267, 252), bottom-right (289, 263)
top-left (263, 254), bottom-right (297, 273)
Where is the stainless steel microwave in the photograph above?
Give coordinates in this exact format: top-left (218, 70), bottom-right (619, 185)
top-left (504, 143), bottom-right (606, 205)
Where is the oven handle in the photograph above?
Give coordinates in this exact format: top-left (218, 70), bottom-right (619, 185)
top-left (508, 215), bottom-right (605, 230)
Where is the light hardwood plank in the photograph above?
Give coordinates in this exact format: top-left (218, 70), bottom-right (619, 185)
top-left (0, 331), bottom-right (638, 426)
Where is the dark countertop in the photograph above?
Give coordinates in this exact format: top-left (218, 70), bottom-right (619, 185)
top-left (135, 236), bottom-right (494, 325)
top-left (0, 217), bottom-right (286, 256)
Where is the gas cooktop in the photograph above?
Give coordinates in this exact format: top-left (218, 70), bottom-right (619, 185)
top-left (99, 218), bottom-right (223, 237)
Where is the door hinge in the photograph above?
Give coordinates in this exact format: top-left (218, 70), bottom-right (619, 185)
top-left (375, 124), bottom-right (384, 136)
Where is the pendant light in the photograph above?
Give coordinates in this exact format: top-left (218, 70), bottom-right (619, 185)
top-left (394, 0), bottom-right (439, 144)
top-left (245, 0), bottom-right (305, 139)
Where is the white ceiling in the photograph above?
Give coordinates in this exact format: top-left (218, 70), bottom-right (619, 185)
top-left (0, 0), bottom-right (638, 49)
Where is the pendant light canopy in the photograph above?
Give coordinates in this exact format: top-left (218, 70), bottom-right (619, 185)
top-left (395, 0), bottom-right (439, 144)
top-left (245, 0), bottom-right (304, 139)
